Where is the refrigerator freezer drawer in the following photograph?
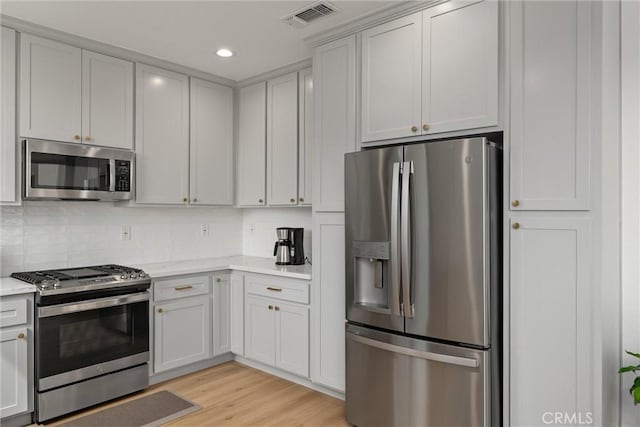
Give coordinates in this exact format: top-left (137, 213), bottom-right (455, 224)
top-left (346, 325), bottom-right (490, 427)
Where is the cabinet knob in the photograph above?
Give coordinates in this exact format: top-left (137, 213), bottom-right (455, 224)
top-left (275, 306), bottom-right (280, 311)
top-left (17, 332), bottom-right (25, 339)
top-left (512, 223), bottom-right (520, 230)
top-left (216, 277), bottom-right (221, 283)
top-left (290, 198), bottom-right (295, 203)
top-left (85, 136), bottom-right (91, 142)
top-left (411, 126), bottom-right (418, 132)
top-left (268, 305), bottom-right (273, 310)
top-left (423, 124), bottom-right (430, 132)
top-left (258, 199), bottom-right (264, 204)
top-left (193, 198), bottom-right (198, 203)
top-left (182, 197), bottom-right (188, 203)
top-left (511, 200), bottom-right (520, 207)
top-left (158, 308), bottom-right (164, 313)
top-left (74, 135), bottom-right (80, 141)
top-left (299, 197), bottom-right (304, 202)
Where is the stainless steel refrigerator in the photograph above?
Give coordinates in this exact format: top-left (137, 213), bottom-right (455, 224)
top-left (345, 137), bottom-right (502, 427)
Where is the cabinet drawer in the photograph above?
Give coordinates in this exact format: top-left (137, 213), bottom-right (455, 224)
top-left (154, 275), bottom-right (210, 302)
top-left (0, 297), bottom-right (28, 328)
top-left (246, 275), bottom-right (309, 304)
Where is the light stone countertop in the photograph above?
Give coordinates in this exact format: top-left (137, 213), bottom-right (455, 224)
top-left (0, 277), bottom-right (37, 297)
top-left (134, 255), bottom-right (312, 281)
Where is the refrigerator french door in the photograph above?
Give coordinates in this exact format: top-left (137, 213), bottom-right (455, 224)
top-left (345, 137), bottom-right (501, 427)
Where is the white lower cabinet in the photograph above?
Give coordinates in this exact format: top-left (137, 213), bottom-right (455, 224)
top-left (212, 275), bottom-right (231, 356)
top-left (230, 273), bottom-right (245, 356)
top-left (0, 294), bottom-right (33, 420)
top-left (244, 276), bottom-right (310, 378)
top-left (154, 294), bottom-right (211, 373)
top-left (510, 216), bottom-right (593, 425)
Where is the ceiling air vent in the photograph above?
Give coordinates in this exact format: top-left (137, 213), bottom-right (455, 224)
top-left (281, 1), bottom-right (338, 29)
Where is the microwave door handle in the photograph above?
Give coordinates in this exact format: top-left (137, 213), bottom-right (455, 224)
top-left (109, 159), bottom-right (116, 192)
top-left (390, 162), bottom-right (402, 317)
top-left (401, 161), bottom-right (414, 318)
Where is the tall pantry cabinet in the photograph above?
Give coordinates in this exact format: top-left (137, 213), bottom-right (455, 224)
top-left (311, 34), bottom-right (356, 393)
top-left (507, 1), bottom-right (595, 425)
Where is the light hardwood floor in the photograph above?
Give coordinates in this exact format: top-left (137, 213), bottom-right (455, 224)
top-left (42, 362), bottom-right (348, 426)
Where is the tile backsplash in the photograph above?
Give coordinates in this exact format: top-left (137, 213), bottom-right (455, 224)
top-left (0, 202), bottom-right (313, 275)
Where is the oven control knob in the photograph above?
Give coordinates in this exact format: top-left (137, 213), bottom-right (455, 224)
top-left (52, 280), bottom-right (61, 288)
top-left (41, 280), bottom-right (54, 288)
top-left (121, 274), bottom-right (127, 279)
top-left (129, 273), bottom-right (137, 279)
top-left (138, 272), bottom-right (146, 278)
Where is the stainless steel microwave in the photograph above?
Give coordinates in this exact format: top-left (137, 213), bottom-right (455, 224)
top-left (23, 139), bottom-right (134, 201)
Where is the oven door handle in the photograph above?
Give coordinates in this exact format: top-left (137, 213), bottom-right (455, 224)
top-left (38, 292), bottom-right (150, 318)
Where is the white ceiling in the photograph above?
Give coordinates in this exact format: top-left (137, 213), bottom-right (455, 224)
top-left (1, 0), bottom-right (401, 81)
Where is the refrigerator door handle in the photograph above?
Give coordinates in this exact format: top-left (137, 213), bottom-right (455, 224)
top-left (401, 161), bottom-right (414, 318)
top-left (349, 333), bottom-right (479, 368)
top-left (390, 162), bottom-right (402, 317)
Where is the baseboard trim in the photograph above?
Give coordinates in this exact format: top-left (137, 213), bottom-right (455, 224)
top-left (149, 353), bottom-right (234, 385)
top-left (0, 412), bottom-right (32, 427)
top-left (233, 355), bottom-right (345, 401)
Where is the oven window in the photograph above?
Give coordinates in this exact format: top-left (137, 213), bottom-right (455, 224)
top-left (38, 300), bottom-right (149, 379)
top-left (31, 152), bottom-right (110, 191)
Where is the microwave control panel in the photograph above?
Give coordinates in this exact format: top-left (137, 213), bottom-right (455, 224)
top-left (115, 160), bottom-right (131, 192)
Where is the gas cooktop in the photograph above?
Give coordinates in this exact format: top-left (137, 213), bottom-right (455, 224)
top-left (11, 264), bottom-right (149, 296)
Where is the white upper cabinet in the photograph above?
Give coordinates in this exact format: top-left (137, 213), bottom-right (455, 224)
top-left (190, 78), bottom-right (234, 205)
top-left (20, 34), bottom-right (134, 148)
top-left (298, 67), bottom-right (313, 206)
top-left (135, 64), bottom-right (189, 204)
top-left (20, 34), bottom-right (82, 143)
top-left (1, 27), bottom-right (18, 204)
top-left (237, 82), bottom-right (267, 207)
top-left (81, 50), bottom-right (133, 149)
top-left (360, 0), bottom-right (498, 143)
top-left (509, 0), bottom-right (591, 210)
top-left (422, 0), bottom-right (498, 133)
top-left (267, 72), bottom-right (299, 206)
top-left (313, 35), bottom-right (356, 212)
top-left (361, 13), bottom-right (422, 142)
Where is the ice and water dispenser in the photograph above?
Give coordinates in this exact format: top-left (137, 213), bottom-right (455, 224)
top-left (352, 240), bottom-right (391, 312)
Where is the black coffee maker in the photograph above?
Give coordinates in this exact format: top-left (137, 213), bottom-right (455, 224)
top-left (273, 227), bottom-right (305, 265)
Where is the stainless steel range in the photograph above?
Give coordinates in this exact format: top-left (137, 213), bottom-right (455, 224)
top-left (11, 265), bottom-right (151, 422)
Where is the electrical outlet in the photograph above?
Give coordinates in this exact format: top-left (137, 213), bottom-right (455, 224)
top-left (201, 224), bottom-right (210, 237)
top-left (249, 223), bottom-right (256, 233)
top-left (121, 225), bottom-right (131, 240)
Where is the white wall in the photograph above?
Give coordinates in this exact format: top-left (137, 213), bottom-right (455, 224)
top-left (0, 202), bottom-right (243, 274)
top-left (242, 207), bottom-right (312, 260)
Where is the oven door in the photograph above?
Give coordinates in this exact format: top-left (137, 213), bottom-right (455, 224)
top-left (24, 138), bottom-right (133, 201)
top-left (36, 292), bottom-right (150, 391)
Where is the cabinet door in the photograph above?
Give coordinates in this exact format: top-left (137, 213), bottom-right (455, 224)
top-left (154, 295), bottom-right (211, 373)
top-left (267, 72), bottom-right (299, 206)
top-left (237, 82), bottom-right (267, 207)
top-left (213, 276), bottom-right (231, 356)
top-left (81, 50), bottom-right (133, 149)
top-left (313, 36), bottom-right (356, 212)
top-left (298, 67), bottom-right (313, 206)
top-left (0, 328), bottom-right (28, 418)
top-left (510, 217), bottom-right (592, 426)
top-left (1, 27), bottom-right (17, 203)
top-left (244, 295), bottom-right (275, 366)
top-left (509, 1), bottom-right (591, 210)
top-left (190, 78), bottom-right (234, 205)
top-left (230, 273), bottom-right (245, 356)
top-left (20, 34), bottom-right (82, 143)
top-left (135, 64), bottom-right (189, 204)
top-left (422, 0), bottom-right (498, 134)
top-left (275, 301), bottom-right (309, 378)
top-left (361, 13), bottom-right (422, 142)
top-left (311, 212), bottom-right (345, 391)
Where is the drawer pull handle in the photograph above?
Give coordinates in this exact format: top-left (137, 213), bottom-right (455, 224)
top-left (158, 308), bottom-right (164, 313)
top-left (175, 285), bottom-right (193, 291)
top-left (17, 332), bottom-right (25, 339)
top-left (266, 287), bottom-right (282, 292)
top-left (274, 306), bottom-right (280, 311)
top-left (216, 278), bottom-right (221, 283)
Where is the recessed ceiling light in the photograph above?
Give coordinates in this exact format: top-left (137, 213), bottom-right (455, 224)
top-left (216, 48), bottom-right (234, 58)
